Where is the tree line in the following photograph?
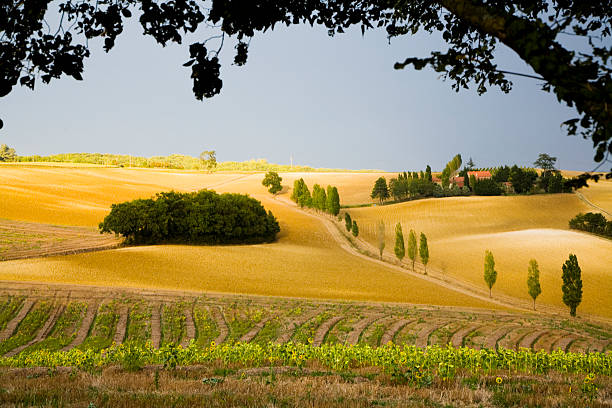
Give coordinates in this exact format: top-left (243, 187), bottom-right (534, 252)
top-left (290, 178), bottom-right (340, 216)
top-left (483, 251), bottom-right (583, 317)
top-left (99, 190), bottom-right (280, 245)
top-left (569, 212), bottom-right (612, 238)
top-left (370, 153), bottom-right (575, 204)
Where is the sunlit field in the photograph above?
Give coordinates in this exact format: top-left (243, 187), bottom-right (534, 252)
top-left (348, 194), bottom-right (612, 318)
top-left (579, 179), bottom-right (612, 214)
top-left (0, 165), bottom-right (497, 309)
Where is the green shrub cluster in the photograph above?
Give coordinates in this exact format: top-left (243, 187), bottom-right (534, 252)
top-left (569, 212), bottom-right (612, 238)
top-left (99, 190), bottom-right (280, 245)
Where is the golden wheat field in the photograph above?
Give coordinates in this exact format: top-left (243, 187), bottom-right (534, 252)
top-left (579, 179), bottom-right (612, 214)
top-left (348, 190), bottom-right (612, 318)
top-left (0, 165), bottom-right (498, 308)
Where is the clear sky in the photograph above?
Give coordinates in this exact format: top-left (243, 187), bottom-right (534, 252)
top-left (0, 14), bottom-right (599, 172)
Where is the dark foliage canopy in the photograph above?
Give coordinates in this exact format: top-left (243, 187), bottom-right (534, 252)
top-left (99, 189), bottom-right (280, 244)
top-left (561, 253), bottom-right (583, 317)
top-left (1, 0), bottom-right (611, 181)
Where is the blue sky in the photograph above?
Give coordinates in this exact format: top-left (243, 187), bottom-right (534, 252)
top-left (0, 13), bottom-right (598, 172)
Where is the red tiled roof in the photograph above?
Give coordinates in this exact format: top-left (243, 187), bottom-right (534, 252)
top-left (467, 171), bottom-right (492, 179)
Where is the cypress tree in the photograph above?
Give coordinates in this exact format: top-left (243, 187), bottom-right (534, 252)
top-left (394, 223), bottom-right (405, 262)
top-left (326, 186), bottom-right (340, 216)
top-left (562, 254), bottom-right (582, 317)
top-left (377, 220), bottom-right (386, 259)
top-left (351, 220), bottom-right (359, 237)
top-left (344, 213), bottom-right (352, 232)
top-left (419, 233), bottom-right (429, 274)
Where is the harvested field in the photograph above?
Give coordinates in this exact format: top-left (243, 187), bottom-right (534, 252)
top-left (578, 179), bottom-right (612, 215)
top-left (347, 194), bottom-right (612, 317)
top-left (2, 284), bottom-right (608, 356)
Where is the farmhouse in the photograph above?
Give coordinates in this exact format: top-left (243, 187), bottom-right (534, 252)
top-left (467, 170), bottom-right (492, 180)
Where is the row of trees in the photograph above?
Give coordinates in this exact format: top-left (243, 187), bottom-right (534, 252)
top-left (290, 179), bottom-right (340, 216)
top-left (483, 251), bottom-right (583, 316)
top-left (393, 224), bottom-right (429, 273)
top-left (99, 190), bottom-right (280, 245)
top-left (569, 212), bottom-right (612, 238)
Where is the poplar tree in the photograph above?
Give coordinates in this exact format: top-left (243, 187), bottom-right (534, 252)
top-left (344, 213), bottom-right (352, 232)
top-left (377, 220), bottom-right (386, 260)
top-left (394, 223), bottom-right (405, 262)
top-left (527, 259), bottom-right (542, 310)
top-left (351, 221), bottom-right (359, 237)
top-left (419, 233), bottom-right (429, 274)
top-left (326, 186), bottom-right (340, 216)
top-left (562, 254), bottom-right (583, 317)
top-left (484, 250), bottom-right (497, 297)
top-left (407, 229), bottom-right (417, 271)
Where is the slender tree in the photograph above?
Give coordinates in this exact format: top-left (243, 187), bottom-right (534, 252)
top-left (394, 223), bottom-right (405, 262)
top-left (527, 259), bottom-right (542, 310)
top-left (484, 250), bottom-right (497, 298)
top-left (407, 229), bottom-right (417, 271)
top-left (419, 233), bottom-right (429, 275)
top-left (377, 220), bottom-right (386, 260)
top-left (344, 213), bottom-right (352, 232)
top-left (261, 171), bottom-right (282, 195)
top-left (351, 220), bottom-right (359, 237)
top-left (562, 254), bottom-right (583, 317)
top-left (311, 184), bottom-right (326, 211)
top-left (371, 177), bottom-right (389, 204)
top-left (326, 186), bottom-right (340, 216)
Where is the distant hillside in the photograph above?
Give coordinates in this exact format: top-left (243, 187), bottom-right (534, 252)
top-left (15, 153), bottom-right (378, 172)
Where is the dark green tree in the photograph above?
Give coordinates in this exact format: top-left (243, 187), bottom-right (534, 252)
top-left (326, 185), bottom-right (341, 216)
top-left (351, 220), bottom-right (359, 237)
top-left (562, 254), bottom-right (583, 317)
top-left (407, 229), bottom-right (417, 271)
top-left (425, 165), bottom-right (433, 182)
top-left (371, 177), bottom-right (389, 204)
top-left (419, 233), bottom-right (429, 275)
top-left (527, 259), bottom-right (542, 311)
top-left (311, 184), bottom-right (327, 211)
top-left (344, 212), bottom-right (352, 232)
top-left (534, 153), bottom-right (557, 172)
top-left (394, 223), bottom-right (405, 262)
top-left (262, 171), bottom-right (282, 195)
top-left (484, 250), bottom-right (497, 298)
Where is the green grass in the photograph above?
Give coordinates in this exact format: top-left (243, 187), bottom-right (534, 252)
top-left (0, 296), bottom-right (25, 332)
top-left (161, 302), bottom-right (187, 346)
top-left (252, 318), bottom-right (282, 345)
top-left (24, 301), bottom-right (86, 352)
top-left (193, 306), bottom-right (219, 347)
top-left (361, 323), bottom-right (386, 347)
top-left (292, 312), bottom-right (332, 344)
top-left (125, 301), bottom-right (151, 345)
top-left (225, 305), bottom-right (265, 342)
top-left (78, 302), bottom-right (118, 351)
top-left (0, 301), bottom-right (52, 355)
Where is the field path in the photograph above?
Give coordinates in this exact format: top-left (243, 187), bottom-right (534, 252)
top-left (415, 321), bottom-right (448, 348)
top-left (589, 339), bottom-right (609, 353)
top-left (483, 325), bottom-right (519, 349)
top-left (5, 303), bottom-right (65, 357)
top-left (275, 197), bottom-right (529, 313)
top-left (113, 306), bottom-right (128, 345)
top-left (0, 299), bottom-right (35, 341)
top-left (277, 307), bottom-right (323, 344)
top-left (518, 330), bottom-right (548, 350)
top-left (575, 191), bottom-right (612, 217)
top-left (450, 324), bottom-right (481, 348)
top-left (180, 307), bottom-right (196, 348)
top-left (380, 319), bottom-right (412, 345)
top-left (313, 316), bottom-right (343, 346)
top-left (150, 304), bottom-right (162, 348)
top-left (210, 306), bottom-right (228, 344)
top-left (551, 334), bottom-right (579, 353)
top-left (61, 301), bottom-right (98, 351)
top-left (346, 315), bottom-right (383, 345)
top-left (239, 318), bottom-right (271, 343)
